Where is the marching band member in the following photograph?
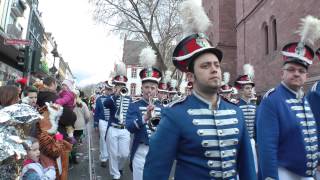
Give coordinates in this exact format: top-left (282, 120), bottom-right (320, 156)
top-left (219, 72), bottom-right (234, 101)
top-left (167, 79), bottom-right (178, 101)
top-left (143, 1), bottom-right (256, 179)
top-left (307, 48), bottom-right (320, 179)
top-left (125, 47), bottom-right (163, 180)
top-left (157, 70), bottom-right (171, 105)
top-left (94, 80), bottom-right (114, 167)
top-left (257, 15), bottom-right (320, 180)
top-left (307, 48), bottom-right (320, 123)
top-left (234, 64), bottom-right (258, 171)
top-left (186, 81), bottom-right (193, 96)
top-left (104, 63), bottom-right (131, 180)
top-left (157, 80), bottom-right (168, 105)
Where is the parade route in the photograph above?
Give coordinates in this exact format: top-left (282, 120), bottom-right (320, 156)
top-left (69, 120), bottom-right (132, 180)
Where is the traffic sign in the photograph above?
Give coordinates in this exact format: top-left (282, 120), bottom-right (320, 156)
top-left (4, 39), bottom-right (31, 46)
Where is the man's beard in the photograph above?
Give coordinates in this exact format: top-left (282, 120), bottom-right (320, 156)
top-left (194, 75), bottom-right (220, 94)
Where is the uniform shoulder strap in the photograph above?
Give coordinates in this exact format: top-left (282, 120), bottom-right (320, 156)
top-left (263, 88), bottom-right (276, 99)
top-left (219, 95), bottom-right (238, 105)
top-left (131, 98), bottom-right (141, 103)
top-left (168, 96), bottom-right (187, 107)
top-left (311, 81), bottom-right (319, 92)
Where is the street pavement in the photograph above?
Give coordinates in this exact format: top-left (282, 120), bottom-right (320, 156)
top-left (68, 120), bottom-right (132, 180)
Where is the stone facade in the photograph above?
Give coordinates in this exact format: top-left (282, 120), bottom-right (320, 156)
top-left (203, 0), bottom-right (238, 81)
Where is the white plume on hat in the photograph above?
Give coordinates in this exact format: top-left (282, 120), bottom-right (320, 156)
top-left (179, 0), bottom-right (211, 35)
top-left (115, 62), bottom-right (126, 76)
top-left (232, 87), bottom-right (238, 95)
top-left (109, 70), bottom-right (115, 78)
top-left (170, 79), bottom-right (177, 88)
top-left (139, 46), bottom-right (157, 68)
top-left (243, 64), bottom-right (254, 80)
top-left (222, 72), bottom-right (230, 85)
top-left (164, 70), bottom-right (172, 83)
top-left (297, 15), bottom-right (320, 45)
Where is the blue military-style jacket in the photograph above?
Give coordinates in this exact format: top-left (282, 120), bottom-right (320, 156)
top-left (125, 98), bottom-right (162, 162)
top-left (94, 95), bottom-right (111, 128)
top-left (257, 83), bottom-right (319, 179)
top-left (143, 92), bottom-right (256, 180)
top-left (103, 95), bottom-right (131, 127)
top-left (307, 81), bottom-right (320, 123)
top-left (237, 98), bottom-right (256, 139)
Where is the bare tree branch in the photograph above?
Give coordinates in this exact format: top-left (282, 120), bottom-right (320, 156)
top-left (90, 0), bottom-right (183, 72)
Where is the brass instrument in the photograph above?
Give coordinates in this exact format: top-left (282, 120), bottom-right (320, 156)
top-left (161, 98), bottom-right (169, 106)
top-left (116, 86), bottom-right (128, 124)
top-left (120, 87), bottom-right (128, 96)
top-left (147, 94), bottom-right (161, 131)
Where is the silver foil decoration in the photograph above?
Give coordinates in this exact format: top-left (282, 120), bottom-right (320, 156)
top-left (0, 103), bottom-right (42, 179)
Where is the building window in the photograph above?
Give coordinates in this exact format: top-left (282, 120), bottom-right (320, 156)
top-left (272, 19), bottom-right (277, 50)
top-left (130, 83), bottom-right (136, 96)
top-left (263, 23), bottom-right (269, 55)
top-left (131, 67), bottom-right (137, 78)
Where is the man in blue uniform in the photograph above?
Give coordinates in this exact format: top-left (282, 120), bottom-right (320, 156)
top-left (94, 80), bottom-right (114, 167)
top-left (126, 50), bottom-right (163, 180)
top-left (143, 32), bottom-right (256, 180)
top-left (219, 72), bottom-right (235, 102)
top-left (307, 48), bottom-right (320, 122)
top-left (167, 79), bottom-right (179, 101)
top-left (307, 48), bottom-right (320, 179)
top-left (143, 2), bottom-right (256, 177)
top-left (257, 16), bottom-right (320, 179)
top-left (157, 80), bottom-right (168, 105)
top-left (234, 64), bottom-right (257, 172)
top-left (104, 64), bottom-right (131, 180)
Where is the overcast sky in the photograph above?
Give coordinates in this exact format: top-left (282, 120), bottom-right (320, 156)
top-left (38, 0), bottom-right (123, 87)
top-left (38, 0), bottom-right (201, 87)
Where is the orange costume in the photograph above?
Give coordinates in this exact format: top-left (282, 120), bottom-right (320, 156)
top-left (37, 103), bottom-right (72, 180)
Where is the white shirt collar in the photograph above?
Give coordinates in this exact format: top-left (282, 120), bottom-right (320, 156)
top-left (192, 90), bottom-right (220, 110)
top-left (281, 81), bottom-right (304, 100)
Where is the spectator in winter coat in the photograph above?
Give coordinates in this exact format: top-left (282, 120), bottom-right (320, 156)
top-left (55, 79), bottom-right (77, 145)
top-left (0, 85), bottom-right (20, 108)
top-left (55, 79), bottom-right (76, 110)
top-left (36, 77), bottom-right (58, 108)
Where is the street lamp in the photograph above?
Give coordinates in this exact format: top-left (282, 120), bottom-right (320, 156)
top-left (49, 41), bottom-right (59, 75)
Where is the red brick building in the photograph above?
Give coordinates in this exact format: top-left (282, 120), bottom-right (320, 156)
top-left (203, 0), bottom-right (320, 94)
top-left (203, 0), bottom-right (238, 82)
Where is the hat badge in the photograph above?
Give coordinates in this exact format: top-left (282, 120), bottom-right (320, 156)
top-left (196, 37), bottom-right (210, 48)
top-left (296, 43), bottom-right (306, 57)
top-left (147, 67), bottom-right (153, 77)
top-left (119, 76), bottom-right (124, 82)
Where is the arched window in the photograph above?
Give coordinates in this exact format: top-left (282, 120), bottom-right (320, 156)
top-left (262, 23), bottom-right (269, 55)
top-left (272, 18), bottom-right (277, 50)
top-left (130, 83), bottom-right (136, 96)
